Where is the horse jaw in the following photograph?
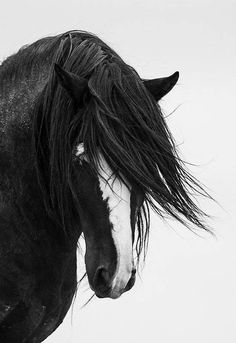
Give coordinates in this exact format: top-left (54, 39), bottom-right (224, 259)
top-left (97, 154), bottom-right (133, 299)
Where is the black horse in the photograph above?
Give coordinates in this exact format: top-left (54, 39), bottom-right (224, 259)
top-left (0, 30), bottom-right (209, 342)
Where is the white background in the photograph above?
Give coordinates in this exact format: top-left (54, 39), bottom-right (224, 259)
top-left (1, 1), bottom-right (235, 342)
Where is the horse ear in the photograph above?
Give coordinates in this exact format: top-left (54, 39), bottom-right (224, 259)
top-left (143, 71), bottom-right (179, 101)
top-left (54, 63), bottom-right (88, 107)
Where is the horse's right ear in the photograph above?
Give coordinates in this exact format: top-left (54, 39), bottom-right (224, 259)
top-left (54, 63), bottom-right (88, 107)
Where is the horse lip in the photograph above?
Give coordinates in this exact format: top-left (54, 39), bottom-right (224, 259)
top-left (109, 290), bottom-right (122, 299)
top-left (93, 285), bottom-right (112, 298)
top-left (94, 286), bottom-right (122, 299)
top-left (92, 269), bottom-right (136, 299)
top-left (95, 290), bottom-right (112, 298)
top-left (96, 292), bottom-right (110, 299)
top-left (98, 275), bottom-right (136, 299)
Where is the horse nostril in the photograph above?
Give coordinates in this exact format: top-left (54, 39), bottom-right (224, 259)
top-left (93, 267), bottom-right (110, 290)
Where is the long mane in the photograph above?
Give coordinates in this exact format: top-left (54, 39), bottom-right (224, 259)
top-left (30, 31), bottom-right (211, 261)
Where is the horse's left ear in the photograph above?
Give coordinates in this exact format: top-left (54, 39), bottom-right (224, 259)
top-left (143, 71), bottom-right (179, 101)
top-left (54, 63), bottom-right (88, 107)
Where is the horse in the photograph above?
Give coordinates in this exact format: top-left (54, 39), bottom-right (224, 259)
top-left (0, 30), bottom-right (210, 342)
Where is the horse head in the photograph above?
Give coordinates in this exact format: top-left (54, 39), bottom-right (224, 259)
top-left (51, 63), bottom-right (178, 299)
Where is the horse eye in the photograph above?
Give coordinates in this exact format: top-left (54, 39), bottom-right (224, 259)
top-left (76, 143), bottom-right (85, 156)
top-left (73, 143), bottom-right (87, 164)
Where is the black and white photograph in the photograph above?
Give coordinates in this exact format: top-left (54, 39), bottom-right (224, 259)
top-left (0, 1), bottom-right (235, 342)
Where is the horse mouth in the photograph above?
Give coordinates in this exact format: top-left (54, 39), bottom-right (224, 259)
top-left (94, 270), bottom-right (136, 299)
top-left (94, 286), bottom-right (112, 299)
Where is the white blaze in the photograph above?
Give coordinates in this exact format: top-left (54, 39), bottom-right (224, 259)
top-left (76, 145), bottom-right (133, 299)
top-left (97, 155), bottom-right (133, 299)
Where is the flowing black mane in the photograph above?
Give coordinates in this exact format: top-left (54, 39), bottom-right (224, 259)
top-left (1, 30), bottom-right (210, 260)
top-left (0, 30), bottom-right (213, 341)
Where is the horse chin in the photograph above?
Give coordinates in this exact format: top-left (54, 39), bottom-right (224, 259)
top-left (95, 290), bottom-right (121, 299)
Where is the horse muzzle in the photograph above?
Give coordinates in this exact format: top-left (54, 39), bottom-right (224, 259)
top-left (92, 267), bottom-right (136, 299)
